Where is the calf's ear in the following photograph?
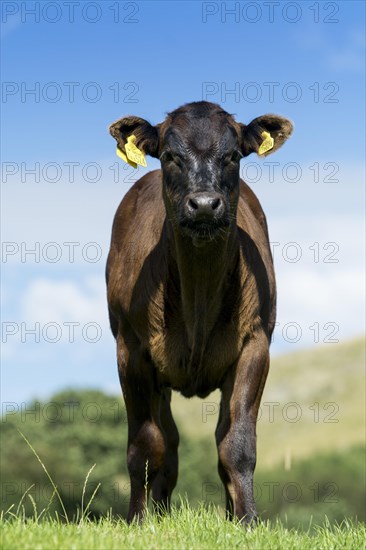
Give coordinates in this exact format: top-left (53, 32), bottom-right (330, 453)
top-left (109, 116), bottom-right (160, 158)
top-left (240, 115), bottom-right (293, 157)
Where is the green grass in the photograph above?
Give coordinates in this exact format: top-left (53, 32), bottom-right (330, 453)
top-left (1, 506), bottom-right (365, 550)
top-left (2, 435), bottom-right (364, 550)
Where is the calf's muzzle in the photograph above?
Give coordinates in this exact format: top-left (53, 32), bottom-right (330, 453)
top-left (184, 191), bottom-right (224, 222)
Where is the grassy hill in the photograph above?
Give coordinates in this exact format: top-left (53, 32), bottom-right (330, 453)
top-left (171, 336), bottom-right (366, 469)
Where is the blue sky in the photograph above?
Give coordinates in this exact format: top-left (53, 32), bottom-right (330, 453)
top-left (1, 1), bottom-right (365, 404)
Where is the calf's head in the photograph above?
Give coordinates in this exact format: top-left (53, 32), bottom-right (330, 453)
top-left (110, 102), bottom-right (293, 244)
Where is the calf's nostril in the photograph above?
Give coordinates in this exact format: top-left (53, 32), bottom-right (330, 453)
top-left (188, 198), bottom-right (198, 210)
top-left (211, 198), bottom-right (220, 210)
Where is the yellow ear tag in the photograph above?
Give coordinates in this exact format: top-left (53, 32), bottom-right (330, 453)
top-left (116, 146), bottom-right (137, 168)
top-left (125, 135), bottom-right (147, 167)
top-left (258, 131), bottom-right (274, 155)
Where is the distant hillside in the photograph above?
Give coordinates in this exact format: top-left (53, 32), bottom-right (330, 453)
top-left (171, 336), bottom-right (366, 470)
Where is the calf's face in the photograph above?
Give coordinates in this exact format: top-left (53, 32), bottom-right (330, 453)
top-left (160, 111), bottom-right (243, 241)
top-left (109, 102), bottom-right (293, 243)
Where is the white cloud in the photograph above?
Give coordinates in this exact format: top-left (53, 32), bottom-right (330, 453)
top-left (2, 276), bottom-right (110, 360)
top-left (270, 215), bottom-right (364, 266)
top-left (1, 276), bottom-right (115, 402)
top-left (22, 277), bottom-right (108, 327)
top-left (277, 266), bottom-right (365, 327)
top-left (269, 213), bottom-right (365, 351)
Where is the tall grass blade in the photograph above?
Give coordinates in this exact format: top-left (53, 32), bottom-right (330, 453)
top-left (15, 484), bottom-right (35, 517)
top-left (81, 482), bottom-right (101, 523)
top-left (17, 429), bottom-right (69, 524)
top-left (80, 463), bottom-right (96, 520)
top-left (27, 494), bottom-right (38, 521)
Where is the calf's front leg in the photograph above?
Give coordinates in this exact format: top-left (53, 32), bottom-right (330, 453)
top-left (152, 389), bottom-right (179, 514)
top-left (117, 337), bottom-right (166, 523)
top-left (215, 331), bottom-right (270, 523)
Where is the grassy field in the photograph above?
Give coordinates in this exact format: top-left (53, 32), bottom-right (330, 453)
top-left (1, 505), bottom-right (365, 550)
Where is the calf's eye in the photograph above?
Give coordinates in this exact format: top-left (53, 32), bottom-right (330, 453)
top-left (162, 151), bottom-right (173, 162)
top-left (223, 151), bottom-right (242, 165)
top-left (161, 151), bottom-right (183, 167)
